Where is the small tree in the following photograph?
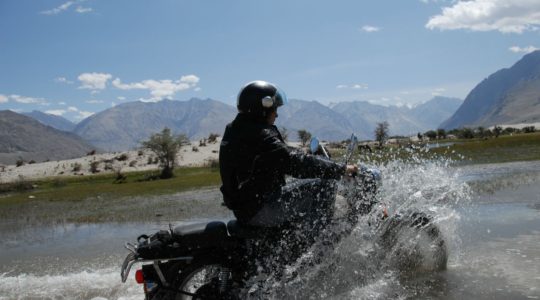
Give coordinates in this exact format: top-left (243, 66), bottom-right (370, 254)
top-left (424, 130), bottom-right (437, 140)
top-left (375, 121), bottom-right (389, 148)
top-left (523, 126), bottom-right (536, 133)
top-left (207, 133), bottom-right (220, 143)
top-left (297, 129), bottom-right (312, 147)
top-left (141, 128), bottom-right (189, 179)
top-left (493, 125), bottom-right (502, 138)
top-left (476, 126), bottom-right (486, 138)
top-left (459, 127), bottom-right (474, 139)
top-left (437, 128), bottom-right (446, 140)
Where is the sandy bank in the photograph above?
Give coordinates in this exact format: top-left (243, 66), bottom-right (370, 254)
top-left (0, 139), bottom-right (221, 183)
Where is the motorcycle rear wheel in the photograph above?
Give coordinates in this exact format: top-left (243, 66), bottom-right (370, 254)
top-left (172, 258), bottom-right (231, 300)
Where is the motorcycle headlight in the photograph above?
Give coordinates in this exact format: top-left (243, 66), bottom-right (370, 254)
top-left (369, 168), bottom-right (382, 185)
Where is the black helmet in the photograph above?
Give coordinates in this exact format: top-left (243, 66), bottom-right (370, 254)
top-left (237, 81), bottom-right (287, 117)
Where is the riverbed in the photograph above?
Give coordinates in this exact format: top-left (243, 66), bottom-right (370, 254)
top-left (0, 160), bottom-right (539, 299)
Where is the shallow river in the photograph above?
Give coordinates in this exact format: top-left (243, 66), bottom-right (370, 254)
top-left (1, 160), bottom-right (539, 299)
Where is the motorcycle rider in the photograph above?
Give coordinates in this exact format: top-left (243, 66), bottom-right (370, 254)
top-left (219, 80), bottom-right (358, 229)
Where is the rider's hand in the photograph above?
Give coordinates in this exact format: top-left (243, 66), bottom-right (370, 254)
top-left (345, 164), bottom-right (358, 177)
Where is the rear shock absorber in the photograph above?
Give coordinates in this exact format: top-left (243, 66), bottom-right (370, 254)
top-left (218, 267), bottom-right (232, 294)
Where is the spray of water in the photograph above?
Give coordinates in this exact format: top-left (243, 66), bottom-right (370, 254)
top-left (253, 155), bottom-right (472, 299)
top-left (0, 267), bottom-right (140, 300)
top-left (0, 155), bottom-right (472, 300)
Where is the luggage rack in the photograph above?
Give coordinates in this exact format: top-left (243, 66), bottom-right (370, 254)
top-left (120, 242), bottom-right (193, 283)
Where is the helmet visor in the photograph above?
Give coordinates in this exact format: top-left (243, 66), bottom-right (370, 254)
top-left (274, 87), bottom-right (288, 108)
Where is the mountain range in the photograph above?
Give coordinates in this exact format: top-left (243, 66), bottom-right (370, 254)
top-left (4, 50), bottom-right (539, 158)
top-left (22, 110), bottom-right (76, 132)
top-left (441, 50), bottom-right (540, 129)
top-left (0, 110), bottom-right (95, 165)
top-left (66, 96), bottom-right (461, 151)
top-left (73, 99), bottom-right (237, 152)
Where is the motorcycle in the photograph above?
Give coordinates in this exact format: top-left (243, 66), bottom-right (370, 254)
top-left (120, 134), bottom-right (447, 299)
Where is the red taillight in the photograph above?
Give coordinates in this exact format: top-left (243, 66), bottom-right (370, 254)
top-left (135, 269), bottom-right (144, 284)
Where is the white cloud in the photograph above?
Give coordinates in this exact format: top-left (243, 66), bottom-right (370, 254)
top-left (361, 25), bottom-right (381, 33)
top-left (336, 83), bottom-right (368, 89)
top-left (45, 109), bottom-right (67, 116)
top-left (78, 72), bottom-right (113, 90)
top-left (509, 45), bottom-right (540, 53)
top-left (55, 77), bottom-right (74, 84)
top-left (420, 0), bottom-right (449, 3)
top-left (352, 84), bottom-right (368, 89)
top-left (180, 75), bottom-right (200, 84)
top-left (117, 96), bottom-right (126, 100)
top-left (0, 94), bottom-right (8, 103)
top-left (431, 87), bottom-right (447, 96)
top-left (426, 0), bottom-right (540, 33)
top-left (75, 6), bottom-right (92, 13)
top-left (112, 79), bottom-right (147, 90)
top-left (76, 111), bottom-right (94, 119)
top-left (41, 0), bottom-right (92, 15)
top-left (65, 105), bottom-right (93, 119)
top-left (112, 75), bottom-right (200, 101)
top-left (41, 1), bottom-right (75, 15)
top-left (194, 87), bottom-right (202, 92)
top-left (9, 94), bottom-right (48, 105)
top-left (58, 101), bottom-right (67, 105)
top-left (86, 99), bottom-right (104, 104)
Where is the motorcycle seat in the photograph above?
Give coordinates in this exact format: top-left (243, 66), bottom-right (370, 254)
top-left (172, 221), bottom-right (229, 250)
top-left (226, 219), bottom-right (264, 239)
top-left (173, 221), bottom-right (227, 237)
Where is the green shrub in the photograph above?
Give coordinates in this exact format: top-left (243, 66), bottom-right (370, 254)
top-left (208, 133), bottom-right (220, 143)
top-left (90, 161), bottom-right (100, 173)
top-left (16, 159), bottom-right (24, 167)
top-left (72, 163), bottom-right (82, 172)
top-left (114, 170), bottom-right (127, 184)
top-left (116, 153), bottom-right (129, 161)
top-left (205, 158), bottom-right (219, 169)
top-left (0, 178), bottom-right (35, 193)
top-left (51, 178), bottom-right (67, 188)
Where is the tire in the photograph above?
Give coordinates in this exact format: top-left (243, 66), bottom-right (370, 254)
top-left (377, 211), bottom-right (447, 274)
top-left (172, 258), bottom-right (231, 300)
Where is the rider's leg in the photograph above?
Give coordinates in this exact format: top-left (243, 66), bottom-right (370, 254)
top-left (246, 178), bottom-right (336, 227)
top-left (246, 178), bottom-right (337, 270)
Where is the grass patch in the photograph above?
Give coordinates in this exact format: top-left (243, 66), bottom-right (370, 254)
top-left (431, 132), bottom-right (540, 164)
top-left (0, 166), bottom-right (221, 205)
top-left (330, 132), bottom-right (540, 166)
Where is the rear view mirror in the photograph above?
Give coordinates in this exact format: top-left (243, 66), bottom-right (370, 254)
top-left (310, 137), bottom-right (320, 154)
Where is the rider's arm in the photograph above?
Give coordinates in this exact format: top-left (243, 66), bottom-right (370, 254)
top-left (257, 127), bottom-right (346, 180)
top-left (288, 150), bottom-right (346, 179)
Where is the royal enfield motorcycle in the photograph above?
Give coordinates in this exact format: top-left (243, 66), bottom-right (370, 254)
top-left (120, 135), bottom-right (447, 299)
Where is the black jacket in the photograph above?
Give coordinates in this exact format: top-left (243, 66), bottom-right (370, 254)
top-left (219, 113), bottom-right (345, 222)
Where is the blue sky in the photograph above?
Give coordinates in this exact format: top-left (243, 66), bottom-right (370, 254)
top-left (1, 0), bottom-right (539, 122)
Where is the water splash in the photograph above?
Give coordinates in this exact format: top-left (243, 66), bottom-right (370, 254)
top-left (255, 156), bottom-right (472, 299)
top-left (0, 156), bottom-right (473, 300)
top-left (0, 268), bottom-right (140, 300)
